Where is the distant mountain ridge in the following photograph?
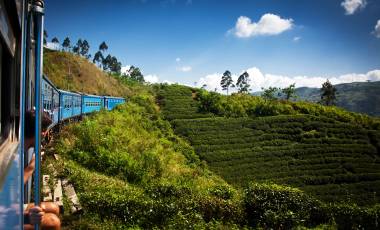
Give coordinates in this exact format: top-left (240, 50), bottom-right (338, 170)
top-left (294, 81), bottom-right (380, 116)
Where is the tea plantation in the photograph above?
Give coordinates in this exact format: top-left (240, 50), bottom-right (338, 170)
top-left (157, 84), bottom-right (380, 206)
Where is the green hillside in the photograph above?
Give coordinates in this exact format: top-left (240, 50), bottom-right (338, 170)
top-left (295, 81), bottom-right (380, 116)
top-left (156, 84), bottom-right (380, 206)
top-left (43, 51), bottom-right (380, 229)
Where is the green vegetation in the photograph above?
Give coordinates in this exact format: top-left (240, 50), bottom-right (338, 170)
top-left (156, 84), bottom-right (380, 205)
top-left (295, 81), bottom-right (380, 116)
top-left (48, 98), bottom-right (245, 229)
top-left (44, 51), bottom-right (380, 228)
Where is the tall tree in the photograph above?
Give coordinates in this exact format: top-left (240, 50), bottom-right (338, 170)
top-left (129, 66), bottom-right (144, 82)
top-left (220, 70), bottom-right (234, 95)
top-left (236, 71), bottom-right (250, 93)
top-left (62, 37), bottom-right (71, 51)
top-left (99, 41), bottom-right (108, 54)
top-left (282, 83), bottom-right (296, 100)
top-left (72, 39), bottom-right (83, 54)
top-left (102, 54), bottom-right (112, 71)
top-left (320, 80), bottom-right (336, 106)
top-left (262, 87), bottom-right (280, 100)
top-left (51, 37), bottom-right (59, 50)
top-left (80, 39), bottom-right (90, 58)
top-left (93, 51), bottom-right (104, 67)
top-left (109, 56), bottom-right (122, 74)
top-left (43, 30), bottom-right (48, 45)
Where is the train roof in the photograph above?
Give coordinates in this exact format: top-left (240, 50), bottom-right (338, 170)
top-left (42, 75), bottom-right (59, 91)
top-left (104, 96), bottom-right (125, 100)
top-left (81, 93), bottom-right (104, 98)
top-left (58, 89), bottom-right (81, 96)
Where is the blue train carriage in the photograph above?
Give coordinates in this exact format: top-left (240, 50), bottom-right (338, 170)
top-left (104, 96), bottom-right (126, 110)
top-left (82, 94), bottom-right (104, 114)
top-left (59, 90), bottom-right (82, 120)
top-left (42, 75), bottom-right (60, 126)
top-left (0, 0), bottom-right (45, 227)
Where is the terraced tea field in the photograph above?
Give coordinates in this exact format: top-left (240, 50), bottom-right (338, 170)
top-left (172, 115), bottom-right (380, 205)
top-left (156, 84), bottom-right (380, 206)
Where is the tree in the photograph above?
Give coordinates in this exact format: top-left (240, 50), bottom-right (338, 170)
top-left (51, 37), bottom-right (59, 50)
top-left (80, 40), bottom-right (90, 58)
top-left (262, 87), bottom-right (280, 100)
top-left (93, 51), bottom-right (104, 67)
top-left (282, 83), bottom-right (296, 100)
top-left (102, 54), bottom-right (112, 71)
top-left (51, 37), bottom-right (59, 44)
top-left (72, 39), bottom-right (83, 54)
top-left (129, 66), bottom-right (144, 82)
top-left (43, 30), bottom-right (48, 45)
top-left (320, 79), bottom-right (336, 106)
top-left (62, 37), bottom-right (71, 51)
top-left (109, 56), bottom-right (122, 74)
top-left (236, 71), bottom-right (250, 93)
top-left (220, 70), bottom-right (234, 95)
top-left (99, 41), bottom-right (108, 54)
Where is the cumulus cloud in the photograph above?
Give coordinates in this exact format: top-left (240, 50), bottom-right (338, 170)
top-left (232, 14), bottom-right (293, 38)
top-left (196, 68), bottom-right (380, 94)
top-left (144, 74), bottom-right (160, 83)
top-left (175, 57), bottom-right (181, 62)
top-left (341, 0), bottom-right (366, 15)
top-left (177, 66), bottom-right (192, 72)
top-left (373, 20), bottom-right (380, 38)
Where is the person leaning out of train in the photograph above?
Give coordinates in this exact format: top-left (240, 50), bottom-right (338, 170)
top-left (23, 110), bottom-right (61, 230)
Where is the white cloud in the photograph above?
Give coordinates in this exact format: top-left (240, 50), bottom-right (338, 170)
top-left (232, 14), bottom-right (293, 38)
top-left (121, 65), bottom-right (131, 75)
top-left (373, 20), bottom-right (380, 38)
top-left (197, 68), bottom-right (380, 94)
top-left (175, 57), bottom-right (181, 62)
top-left (177, 66), bottom-right (192, 72)
top-left (144, 74), bottom-right (159, 83)
top-left (341, 0), bottom-right (366, 15)
top-left (293, 36), bottom-right (301, 42)
top-left (45, 42), bottom-right (60, 50)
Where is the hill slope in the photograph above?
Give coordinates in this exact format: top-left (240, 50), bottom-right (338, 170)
top-left (157, 84), bottom-right (380, 206)
top-left (43, 51), bottom-right (380, 228)
top-left (295, 81), bottom-right (380, 116)
top-left (43, 49), bottom-right (132, 97)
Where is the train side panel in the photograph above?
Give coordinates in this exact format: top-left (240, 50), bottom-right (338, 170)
top-left (59, 90), bottom-right (81, 120)
top-left (104, 96), bottom-right (125, 110)
top-left (82, 95), bottom-right (103, 114)
top-left (72, 95), bottom-right (81, 117)
top-left (42, 76), bottom-right (59, 125)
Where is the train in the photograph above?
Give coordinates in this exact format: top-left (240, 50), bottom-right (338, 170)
top-left (42, 75), bottom-right (125, 126)
top-left (0, 0), bottom-right (125, 228)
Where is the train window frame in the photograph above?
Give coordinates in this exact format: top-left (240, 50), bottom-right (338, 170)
top-left (0, 42), bottom-right (2, 140)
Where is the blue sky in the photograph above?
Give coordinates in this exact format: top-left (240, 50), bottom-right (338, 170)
top-left (45, 0), bottom-right (380, 91)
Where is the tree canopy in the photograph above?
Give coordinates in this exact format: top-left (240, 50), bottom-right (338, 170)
top-left (221, 70), bottom-right (234, 95)
top-left (62, 37), bottom-right (71, 51)
top-left (320, 80), bottom-right (337, 106)
top-left (236, 71), bottom-right (250, 93)
top-left (282, 83), bottom-right (296, 100)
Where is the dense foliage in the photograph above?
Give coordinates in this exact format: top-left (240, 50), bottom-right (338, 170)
top-left (156, 84), bottom-right (380, 206)
top-left (51, 96), bottom-right (247, 228)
